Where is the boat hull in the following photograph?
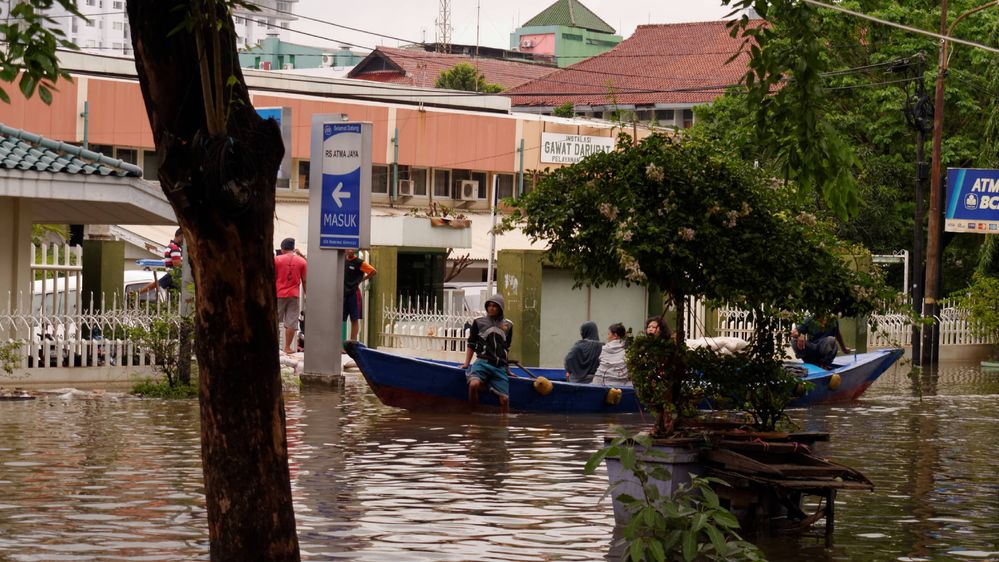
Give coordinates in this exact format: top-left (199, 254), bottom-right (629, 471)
top-left (345, 342), bottom-right (904, 414)
top-left (787, 348), bottom-right (904, 407)
top-left (345, 342), bottom-right (642, 414)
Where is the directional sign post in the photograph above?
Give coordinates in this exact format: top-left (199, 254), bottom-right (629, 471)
top-left (306, 116), bottom-right (372, 377)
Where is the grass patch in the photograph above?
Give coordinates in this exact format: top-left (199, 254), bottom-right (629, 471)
top-left (131, 377), bottom-right (198, 399)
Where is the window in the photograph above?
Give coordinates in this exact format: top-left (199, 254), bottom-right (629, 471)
top-left (654, 109), bottom-right (674, 125)
top-left (116, 148), bottom-right (138, 165)
top-left (562, 33), bottom-right (583, 41)
top-left (86, 20), bottom-right (95, 27)
top-left (496, 174), bottom-right (515, 200)
top-left (281, 22), bottom-right (290, 29)
top-left (433, 169), bottom-right (451, 198)
top-left (297, 160), bottom-right (310, 190)
top-left (235, 16), bottom-right (244, 25)
top-left (681, 109), bottom-right (694, 129)
top-left (410, 168), bottom-right (428, 196)
top-left (113, 21), bottom-right (123, 30)
top-left (471, 171), bottom-right (487, 199)
top-left (85, 0), bottom-right (95, 5)
top-left (89, 144), bottom-right (114, 157)
top-left (143, 150), bottom-right (160, 181)
top-left (71, 19), bottom-right (78, 33)
top-left (372, 165), bottom-right (389, 194)
top-left (112, 0), bottom-right (122, 7)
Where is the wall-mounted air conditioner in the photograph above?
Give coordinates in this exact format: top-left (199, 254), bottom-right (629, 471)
top-left (521, 39), bottom-right (534, 49)
top-left (456, 180), bottom-right (481, 201)
top-left (397, 179), bottom-right (414, 197)
top-left (282, 63), bottom-right (294, 70)
top-left (321, 54), bottom-right (334, 68)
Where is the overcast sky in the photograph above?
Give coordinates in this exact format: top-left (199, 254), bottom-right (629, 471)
top-left (292, 0), bottom-right (732, 52)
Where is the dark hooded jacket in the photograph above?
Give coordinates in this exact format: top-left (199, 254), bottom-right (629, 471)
top-left (467, 294), bottom-right (514, 367)
top-left (564, 321), bottom-right (603, 383)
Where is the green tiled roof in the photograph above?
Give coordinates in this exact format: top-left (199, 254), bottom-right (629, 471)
top-left (522, 0), bottom-right (615, 34)
top-left (0, 123), bottom-right (143, 177)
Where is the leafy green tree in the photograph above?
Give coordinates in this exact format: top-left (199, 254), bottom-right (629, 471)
top-left (2, 0), bottom-right (300, 558)
top-left (704, 0), bottom-right (999, 294)
top-left (553, 101), bottom-right (575, 118)
top-left (434, 62), bottom-right (503, 93)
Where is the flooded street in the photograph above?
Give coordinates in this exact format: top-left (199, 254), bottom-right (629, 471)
top-left (0, 361), bottom-right (996, 561)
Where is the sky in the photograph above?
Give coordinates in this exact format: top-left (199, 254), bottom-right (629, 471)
top-left (292, 0), bottom-right (732, 52)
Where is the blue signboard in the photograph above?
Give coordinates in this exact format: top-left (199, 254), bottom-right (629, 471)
top-left (946, 168), bottom-right (999, 234)
top-left (319, 123), bottom-right (363, 249)
top-left (256, 107), bottom-right (292, 187)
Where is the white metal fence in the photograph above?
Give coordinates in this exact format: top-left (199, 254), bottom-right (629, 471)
top-left (1, 243), bottom-right (181, 374)
top-left (378, 292), bottom-right (479, 359)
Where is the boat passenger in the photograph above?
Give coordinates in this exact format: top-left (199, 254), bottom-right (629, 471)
top-left (593, 323), bottom-right (630, 387)
top-left (645, 316), bottom-right (673, 339)
top-left (460, 294), bottom-right (513, 414)
top-left (564, 321), bottom-right (603, 383)
top-left (790, 314), bottom-right (851, 369)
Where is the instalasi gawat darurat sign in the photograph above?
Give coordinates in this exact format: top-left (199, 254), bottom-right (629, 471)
top-left (540, 132), bottom-right (614, 164)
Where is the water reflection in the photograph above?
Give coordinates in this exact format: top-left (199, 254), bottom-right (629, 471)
top-left (0, 361), bottom-right (995, 561)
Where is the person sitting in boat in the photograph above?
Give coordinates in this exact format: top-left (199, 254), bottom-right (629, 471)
top-left (645, 316), bottom-right (674, 339)
top-left (593, 323), bottom-right (630, 387)
top-left (790, 313), bottom-right (851, 369)
top-left (564, 321), bottom-right (603, 383)
top-left (460, 294), bottom-right (514, 414)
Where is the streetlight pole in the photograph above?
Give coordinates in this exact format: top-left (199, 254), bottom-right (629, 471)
top-left (922, 0), bottom-right (998, 366)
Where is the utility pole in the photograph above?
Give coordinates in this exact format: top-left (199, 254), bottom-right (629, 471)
top-left (903, 52), bottom-right (930, 365)
top-left (922, 0), bottom-right (998, 365)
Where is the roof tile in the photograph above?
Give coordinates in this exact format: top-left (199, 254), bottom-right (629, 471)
top-left (506, 20), bottom-right (761, 108)
top-left (348, 46), bottom-right (557, 90)
top-left (522, 0), bottom-right (615, 34)
top-left (0, 123), bottom-right (143, 177)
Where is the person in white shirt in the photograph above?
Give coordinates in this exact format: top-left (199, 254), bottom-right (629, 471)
top-left (593, 323), bottom-right (630, 387)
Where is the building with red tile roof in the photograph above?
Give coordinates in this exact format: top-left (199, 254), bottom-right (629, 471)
top-left (506, 20), bottom-right (760, 128)
top-left (347, 46), bottom-right (557, 91)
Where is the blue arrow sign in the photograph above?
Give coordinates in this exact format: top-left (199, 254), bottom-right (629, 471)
top-left (320, 123), bottom-right (362, 248)
top-left (946, 168), bottom-right (999, 234)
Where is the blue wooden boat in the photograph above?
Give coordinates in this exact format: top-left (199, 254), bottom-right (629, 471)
top-left (344, 342), bottom-right (904, 414)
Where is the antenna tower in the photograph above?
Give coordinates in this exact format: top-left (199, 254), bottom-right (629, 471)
top-left (436, 0), bottom-right (452, 53)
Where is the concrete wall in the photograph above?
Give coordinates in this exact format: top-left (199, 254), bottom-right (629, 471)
top-left (538, 267), bottom-right (649, 368)
top-left (0, 198), bottom-right (33, 318)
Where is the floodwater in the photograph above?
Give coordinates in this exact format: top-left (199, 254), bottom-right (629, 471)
top-left (0, 360), bottom-right (996, 561)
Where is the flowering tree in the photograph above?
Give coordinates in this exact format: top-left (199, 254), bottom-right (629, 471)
top-left (511, 133), bottom-right (885, 434)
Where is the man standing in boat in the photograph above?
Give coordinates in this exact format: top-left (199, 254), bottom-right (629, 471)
top-left (460, 294), bottom-right (513, 414)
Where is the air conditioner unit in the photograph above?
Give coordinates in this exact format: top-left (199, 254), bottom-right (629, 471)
top-left (282, 63), bottom-right (294, 70)
top-left (321, 54), bottom-right (334, 68)
top-left (397, 179), bottom-right (414, 197)
top-left (456, 180), bottom-right (481, 201)
top-left (521, 39), bottom-right (534, 48)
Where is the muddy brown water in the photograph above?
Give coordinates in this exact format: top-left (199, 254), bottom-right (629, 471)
top-left (0, 361), bottom-right (996, 561)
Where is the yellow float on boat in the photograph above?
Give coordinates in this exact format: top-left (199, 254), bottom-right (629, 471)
top-left (533, 376), bottom-right (553, 396)
top-left (827, 373), bottom-right (842, 391)
top-left (606, 387), bottom-right (622, 405)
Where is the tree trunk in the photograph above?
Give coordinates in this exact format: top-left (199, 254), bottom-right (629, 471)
top-left (126, 2), bottom-right (300, 560)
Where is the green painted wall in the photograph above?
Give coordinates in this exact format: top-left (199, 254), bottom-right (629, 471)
top-left (367, 246), bottom-right (397, 348)
top-left (510, 25), bottom-right (621, 67)
top-left (82, 240), bottom-right (124, 312)
top-left (497, 249), bottom-right (544, 366)
top-left (239, 37), bottom-right (364, 70)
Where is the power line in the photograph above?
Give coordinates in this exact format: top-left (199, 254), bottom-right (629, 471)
top-left (801, 0), bottom-right (999, 55)
top-left (245, 1), bottom-right (421, 46)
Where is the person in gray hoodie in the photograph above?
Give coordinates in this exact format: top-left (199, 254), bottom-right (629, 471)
top-left (460, 294), bottom-right (513, 413)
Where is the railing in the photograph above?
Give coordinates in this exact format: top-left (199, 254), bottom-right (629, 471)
top-left (379, 294), bottom-right (479, 359)
top-left (1, 290), bottom-right (181, 372)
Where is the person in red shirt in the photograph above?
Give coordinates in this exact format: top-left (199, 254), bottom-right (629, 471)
top-left (275, 238), bottom-right (307, 355)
